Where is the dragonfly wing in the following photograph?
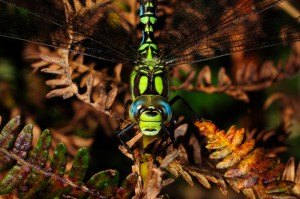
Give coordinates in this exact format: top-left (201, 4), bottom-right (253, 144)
top-left (0, 0), bottom-right (138, 63)
top-left (157, 0), bottom-right (300, 66)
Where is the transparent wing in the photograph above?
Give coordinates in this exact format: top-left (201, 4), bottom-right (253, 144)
top-left (0, 0), bottom-right (139, 63)
top-left (157, 0), bottom-right (300, 66)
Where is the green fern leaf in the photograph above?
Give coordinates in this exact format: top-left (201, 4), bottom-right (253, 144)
top-left (86, 170), bottom-right (119, 198)
top-left (0, 115), bottom-right (137, 198)
top-left (39, 142), bottom-right (68, 198)
top-left (0, 116), bottom-right (22, 171)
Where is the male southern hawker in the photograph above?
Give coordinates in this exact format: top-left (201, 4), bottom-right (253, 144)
top-left (0, 0), bottom-right (299, 152)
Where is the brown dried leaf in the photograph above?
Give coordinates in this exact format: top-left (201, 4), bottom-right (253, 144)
top-left (95, 84), bottom-right (107, 109)
top-left (114, 63), bottom-right (123, 83)
top-left (265, 180), bottom-right (296, 194)
top-left (46, 84), bottom-right (78, 99)
top-left (177, 144), bottom-right (188, 163)
top-left (118, 145), bottom-right (133, 160)
top-left (197, 66), bottom-right (212, 87)
top-left (126, 132), bottom-right (143, 148)
top-left (263, 193), bottom-right (297, 199)
top-left (40, 55), bottom-right (69, 68)
top-left (225, 125), bottom-right (236, 142)
top-left (225, 88), bottom-right (249, 102)
top-left (105, 86), bottom-right (118, 109)
top-left (145, 168), bottom-right (163, 199)
top-left (255, 157), bottom-right (279, 174)
top-left (167, 160), bottom-right (193, 186)
top-left (209, 147), bottom-right (232, 160)
top-left (160, 150), bottom-right (180, 169)
top-left (41, 68), bottom-right (68, 75)
top-left (262, 163), bottom-right (286, 184)
top-left (242, 188), bottom-right (256, 199)
top-left (237, 174), bottom-right (259, 190)
top-left (230, 127), bottom-right (245, 148)
top-left (174, 123), bottom-right (188, 139)
top-left (236, 148), bottom-right (264, 171)
top-left (283, 158), bottom-right (296, 181)
top-left (218, 139), bottom-right (255, 170)
top-left (206, 130), bottom-right (227, 149)
top-left (189, 135), bottom-right (201, 164)
top-left (179, 71), bottom-right (195, 90)
top-left (218, 67), bottom-right (231, 86)
top-left (188, 170), bottom-right (211, 188)
top-left (260, 61), bottom-right (278, 81)
top-left (217, 176), bottom-right (228, 196)
top-left (45, 78), bottom-right (71, 87)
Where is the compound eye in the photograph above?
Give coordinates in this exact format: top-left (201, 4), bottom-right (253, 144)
top-left (152, 96), bottom-right (172, 124)
top-left (129, 96), bottom-right (151, 123)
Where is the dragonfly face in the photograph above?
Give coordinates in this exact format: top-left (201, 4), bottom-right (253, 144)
top-left (129, 95), bottom-right (172, 136)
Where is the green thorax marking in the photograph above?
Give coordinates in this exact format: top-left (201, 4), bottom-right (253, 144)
top-left (131, 59), bottom-right (168, 100)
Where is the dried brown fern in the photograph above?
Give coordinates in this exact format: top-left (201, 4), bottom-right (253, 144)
top-left (170, 42), bottom-right (300, 102)
top-left (237, 91), bottom-right (300, 158)
top-left (282, 157), bottom-right (300, 197)
top-left (119, 123), bottom-right (233, 198)
top-left (27, 47), bottom-right (126, 119)
top-left (23, 0), bottom-right (134, 122)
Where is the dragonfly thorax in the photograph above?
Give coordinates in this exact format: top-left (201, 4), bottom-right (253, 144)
top-left (130, 61), bottom-right (168, 100)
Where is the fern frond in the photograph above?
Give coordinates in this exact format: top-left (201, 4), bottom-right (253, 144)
top-left (195, 120), bottom-right (296, 198)
top-left (170, 42), bottom-right (300, 102)
top-left (153, 123), bottom-right (229, 195)
top-left (26, 44), bottom-right (126, 120)
top-left (282, 157), bottom-right (300, 197)
top-left (0, 115), bottom-right (137, 198)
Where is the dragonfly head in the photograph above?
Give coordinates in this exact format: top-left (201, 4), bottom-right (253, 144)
top-left (129, 95), bottom-right (172, 136)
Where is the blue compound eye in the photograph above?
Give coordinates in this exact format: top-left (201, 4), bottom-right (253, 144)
top-left (152, 96), bottom-right (172, 124)
top-left (129, 96), bottom-right (152, 123)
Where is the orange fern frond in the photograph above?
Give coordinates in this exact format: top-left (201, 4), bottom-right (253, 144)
top-left (195, 120), bottom-right (296, 198)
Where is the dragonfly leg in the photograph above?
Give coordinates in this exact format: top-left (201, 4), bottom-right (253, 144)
top-left (153, 124), bottom-right (175, 155)
top-left (123, 99), bottom-right (133, 119)
top-left (169, 95), bottom-right (199, 122)
top-left (115, 123), bottom-right (136, 154)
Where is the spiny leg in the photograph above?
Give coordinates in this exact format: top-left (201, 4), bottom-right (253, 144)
top-left (169, 95), bottom-right (208, 156)
top-left (154, 124), bottom-right (175, 155)
top-left (115, 123), bottom-right (136, 155)
top-left (149, 95), bottom-right (200, 155)
top-left (169, 95), bottom-right (199, 122)
top-left (123, 99), bottom-right (133, 120)
top-left (169, 95), bottom-right (203, 148)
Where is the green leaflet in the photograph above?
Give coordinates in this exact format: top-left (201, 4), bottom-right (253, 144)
top-left (0, 116), bottom-right (22, 171)
top-left (0, 115), bottom-right (137, 198)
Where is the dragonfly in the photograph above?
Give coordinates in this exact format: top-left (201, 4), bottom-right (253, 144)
top-left (0, 0), bottom-right (299, 153)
